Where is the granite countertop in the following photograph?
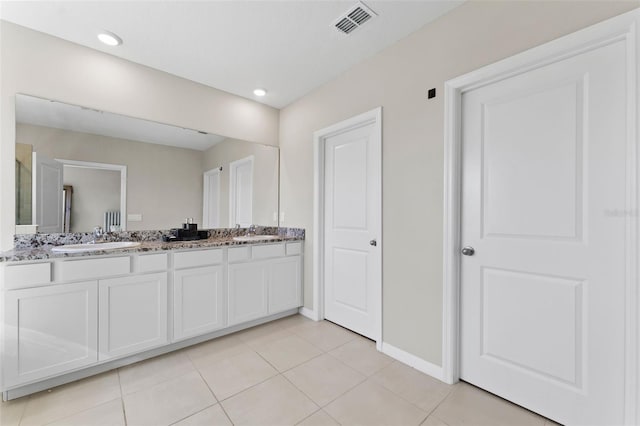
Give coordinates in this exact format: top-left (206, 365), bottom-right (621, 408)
top-left (1, 228), bottom-right (305, 263)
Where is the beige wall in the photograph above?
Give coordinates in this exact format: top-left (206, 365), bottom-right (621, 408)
top-left (17, 123), bottom-right (204, 231)
top-left (63, 167), bottom-right (120, 233)
top-left (202, 138), bottom-right (279, 227)
top-left (0, 21), bottom-right (279, 249)
top-left (279, 1), bottom-right (640, 366)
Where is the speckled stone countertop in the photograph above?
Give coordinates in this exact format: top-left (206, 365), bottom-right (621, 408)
top-left (1, 227), bottom-right (305, 263)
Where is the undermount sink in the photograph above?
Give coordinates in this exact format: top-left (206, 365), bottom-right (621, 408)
top-left (232, 235), bottom-right (280, 242)
top-left (51, 241), bottom-right (141, 253)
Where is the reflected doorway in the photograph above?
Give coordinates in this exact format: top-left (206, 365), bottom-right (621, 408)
top-left (203, 167), bottom-right (221, 228)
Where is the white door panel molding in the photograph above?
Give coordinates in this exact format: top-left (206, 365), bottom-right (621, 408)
top-left (443, 9), bottom-right (639, 425)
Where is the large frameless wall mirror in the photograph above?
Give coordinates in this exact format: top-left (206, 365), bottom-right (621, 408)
top-left (14, 94), bottom-right (280, 234)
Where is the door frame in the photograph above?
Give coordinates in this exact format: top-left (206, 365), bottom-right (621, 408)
top-left (229, 155), bottom-right (254, 227)
top-left (32, 152), bottom-right (64, 233)
top-left (312, 107), bottom-right (382, 350)
top-left (55, 159), bottom-right (127, 231)
top-left (442, 9), bottom-right (639, 424)
top-left (203, 166), bottom-right (222, 228)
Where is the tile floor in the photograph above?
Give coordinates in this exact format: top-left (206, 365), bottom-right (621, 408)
top-left (0, 315), bottom-right (559, 426)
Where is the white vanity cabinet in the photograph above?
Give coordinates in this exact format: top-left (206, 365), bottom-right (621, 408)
top-left (0, 239), bottom-right (303, 398)
top-left (173, 249), bottom-right (225, 341)
top-left (227, 242), bottom-right (303, 326)
top-left (3, 280), bottom-right (98, 387)
top-left (98, 272), bottom-right (168, 360)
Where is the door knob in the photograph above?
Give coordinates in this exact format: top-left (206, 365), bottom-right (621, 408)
top-left (370, 239), bottom-right (377, 246)
top-left (461, 246), bottom-right (475, 256)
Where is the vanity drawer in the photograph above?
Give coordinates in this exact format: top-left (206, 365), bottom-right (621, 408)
top-left (174, 249), bottom-right (223, 269)
top-left (252, 244), bottom-right (285, 260)
top-left (138, 253), bottom-right (168, 272)
top-left (228, 246), bottom-right (250, 263)
top-left (286, 242), bottom-right (302, 256)
top-left (58, 256), bottom-right (131, 282)
top-left (4, 262), bottom-right (52, 289)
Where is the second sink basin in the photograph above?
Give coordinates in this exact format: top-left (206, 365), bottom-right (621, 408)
top-left (232, 235), bottom-right (280, 242)
top-left (51, 241), bottom-right (141, 253)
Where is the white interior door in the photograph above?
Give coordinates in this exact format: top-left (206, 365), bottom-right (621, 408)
top-left (460, 39), bottom-right (628, 425)
top-left (32, 152), bottom-right (63, 233)
top-left (323, 111), bottom-right (381, 341)
top-left (203, 167), bottom-right (221, 228)
top-left (229, 156), bottom-right (253, 227)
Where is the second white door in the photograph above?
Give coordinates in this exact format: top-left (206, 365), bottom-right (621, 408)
top-left (229, 156), bottom-right (253, 227)
top-left (322, 109), bottom-right (381, 341)
top-left (203, 168), bottom-right (221, 228)
top-left (459, 35), bottom-right (628, 425)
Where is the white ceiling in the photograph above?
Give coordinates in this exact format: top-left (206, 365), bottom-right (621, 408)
top-left (0, 1), bottom-right (464, 108)
top-left (16, 94), bottom-right (227, 151)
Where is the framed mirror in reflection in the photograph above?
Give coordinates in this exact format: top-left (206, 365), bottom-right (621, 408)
top-left (14, 94), bottom-right (279, 234)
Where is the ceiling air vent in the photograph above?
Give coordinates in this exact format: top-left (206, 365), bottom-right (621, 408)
top-left (334, 2), bottom-right (377, 35)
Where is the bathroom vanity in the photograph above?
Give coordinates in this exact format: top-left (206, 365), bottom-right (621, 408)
top-left (0, 232), bottom-right (304, 400)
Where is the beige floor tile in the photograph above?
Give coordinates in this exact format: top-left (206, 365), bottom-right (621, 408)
top-left (172, 404), bottom-right (232, 426)
top-left (20, 371), bottom-right (121, 426)
top-left (274, 314), bottom-right (316, 330)
top-left (329, 338), bottom-right (392, 376)
top-left (0, 396), bottom-right (28, 426)
top-left (257, 334), bottom-right (323, 372)
top-left (371, 361), bottom-right (455, 412)
top-left (287, 319), bottom-right (323, 335)
top-left (118, 351), bottom-right (195, 395)
top-left (431, 382), bottom-right (546, 426)
top-left (222, 375), bottom-right (318, 425)
top-left (293, 321), bottom-right (357, 352)
top-left (47, 398), bottom-right (125, 426)
top-left (421, 415), bottom-right (450, 426)
top-left (236, 321), bottom-right (293, 348)
top-left (324, 379), bottom-right (428, 426)
top-left (296, 409), bottom-right (341, 426)
top-left (284, 353), bottom-right (365, 406)
top-left (123, 371), bottom-right (215, 426)
top-left (199, 350), bottom-right (278, 400)
top-left (185, 334), bottom-right (250, 369)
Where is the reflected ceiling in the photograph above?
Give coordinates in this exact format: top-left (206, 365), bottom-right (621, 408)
top-left (16, 95), bottom-right (226, 151)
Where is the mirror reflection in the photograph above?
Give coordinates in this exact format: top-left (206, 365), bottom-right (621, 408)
top-left (15, 94), bottom-right (279, 234)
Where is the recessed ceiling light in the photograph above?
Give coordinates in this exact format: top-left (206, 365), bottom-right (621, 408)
top-left (253, 89), bottom-right (267, 97)
top-left (97, 31), bottom-right (122, 47)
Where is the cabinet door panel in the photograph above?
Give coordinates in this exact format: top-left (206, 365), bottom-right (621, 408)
top-left (3, 281), bottom-right (98, 386)
top-left (99, 273), bottom-right (167, 360)
top-left (228, 262), bottom-right (268, 325)
top-left (269, 256), bottom-right (302, 314)
top-left (174, 265), bottom-right (225, 340)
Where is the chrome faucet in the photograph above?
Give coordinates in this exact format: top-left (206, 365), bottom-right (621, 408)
top-left (92, 226), bottom-right (104, 244)
top-left (247, 224), bottom-right (257, 236)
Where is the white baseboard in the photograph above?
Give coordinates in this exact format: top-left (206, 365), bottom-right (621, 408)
top-left (381, 342), bottom-right (445, 382)
top-left (298, 307), bottom-right (320, 321)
